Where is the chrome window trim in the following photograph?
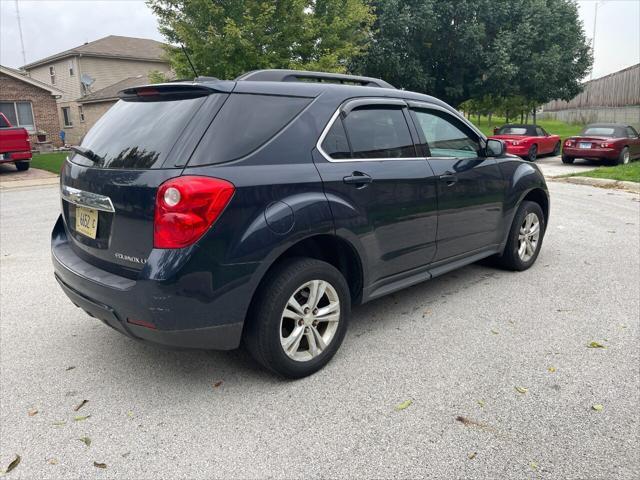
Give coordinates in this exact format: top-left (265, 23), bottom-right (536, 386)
top-left (316, 102), bottom-right (424, 163)
top-left (60, 185), bottom-right (115, 213)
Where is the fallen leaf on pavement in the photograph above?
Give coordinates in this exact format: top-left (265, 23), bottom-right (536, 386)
top-left (592, 404), bottom-right (604, 412)
top-left (93, 462), bottom-right (107, 469)
top-left (28, 408), bottom-right (38, 417)
top-left (395, 399), bottom-right (413, 411)
top-left (213, 381), bottom-right (223, 388)
top-left (74, 400), bottom-right (88, 412)
top-left (74, 415), bottom-right (91, 422)
top-left (47, 458), bottom-right (58, 465)
top-left (477, 400), bottom-right (485, 408)
top-left (587, 341), bottom-right (606, 349)
top-left (548, 367), bottom-right (556, 373)
top-left (79, 437), bottom-right (91, 447)
top-left (52, 421), bottom-right (66, 427)
top-left (490, 329), bottom-right (499, 335)
top-left (515, 386), bottom-right (528, 394)
top-left (127, 411), bottom-right (134, 418)
top-left (4, 455), bottom-right (20, 474)
top-left (65, 366), bottom-right (76, 371)
top-left (530, 462), bottom-right (538, 470)
top-left (468, 452), bottom-right (477, 460)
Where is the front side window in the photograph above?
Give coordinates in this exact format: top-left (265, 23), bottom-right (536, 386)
top-left (535, 127), bottom-right (545, 136)
top-left (342, 107), bottom-right (415, 159)
top-left (62, 107), bottom-right (72, 127)
top-left (49, 65), bottom-right (56, 85)
top-left (626, 126), bottom-right (638, 138)
top-left (412, 109), bottom-right (479, 158)
top-left (0, 101), bottom-right (35, 131)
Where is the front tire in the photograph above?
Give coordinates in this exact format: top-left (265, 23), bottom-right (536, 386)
top-left (244, 258), bottom-right (351, 379)
top-left (498, 201), bottom-right (545, 271)
top-left (15, 161), bottom-right (29, 171)
top-left (561, 155), bottom-right (574, 164)
top-left (527, 145), bottom-right (538, 162)
top-left (616, 146), bottom-right (630, 165)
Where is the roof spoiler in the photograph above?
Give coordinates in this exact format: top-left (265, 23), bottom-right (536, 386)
top-left (118, 81), bottom-right (235, 101)
top-left (235, 69), bottom-right (395, 89)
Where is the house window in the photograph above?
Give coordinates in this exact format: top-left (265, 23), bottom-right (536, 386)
top-left (49, 65), bottom-right (56, 85)
top-left (78, 105), bottom-right (85, 122)
top-left (0, 101), bottom-right (35, 132)
top-left (68, 60), bottom-right (74, 76)
top-left (62, 107), bottom-right (73, 127)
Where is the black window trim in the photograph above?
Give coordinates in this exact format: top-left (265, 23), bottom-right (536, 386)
top-left (407, 102), bottom-right (484, 159)
top-left (316, 98), bottom-right (423, 162)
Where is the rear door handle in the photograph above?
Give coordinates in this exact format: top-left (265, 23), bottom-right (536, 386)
top-left (343, 171), bottom-right (372, 187)
top-left (439, 172), bottom-right (458, 186)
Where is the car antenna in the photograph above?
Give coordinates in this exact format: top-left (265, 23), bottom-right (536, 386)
top-left (180, 43), bottom-right (199, 79)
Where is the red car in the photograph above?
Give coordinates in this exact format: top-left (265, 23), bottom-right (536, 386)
top-left (489, 124), bottom-right (561, 162)
top-left (562, 123), bottom-right (640, 165)
top-left (0, 112), bottom-right (32, 171)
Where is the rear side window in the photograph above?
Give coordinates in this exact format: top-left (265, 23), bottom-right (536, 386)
top-left (188, 94), bottom-right (311, 165)
top-left (72, 97), bottom-right (207, 169)
top-left (321, 117), bottom-right (351, 159)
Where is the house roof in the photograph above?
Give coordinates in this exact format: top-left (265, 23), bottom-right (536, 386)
top-left (23, 35), bottom-right (168, 69)
top-left (0, 65), bottom-right (64, 95)
top-left (77, 75), bottom-right (150, 104)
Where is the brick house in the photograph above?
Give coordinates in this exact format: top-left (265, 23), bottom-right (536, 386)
top-left (0, 65), bottom-right (63, 146)
top-left (23, 35), bottom-right (171, 144)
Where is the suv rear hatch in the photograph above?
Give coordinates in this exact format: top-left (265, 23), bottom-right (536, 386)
top-left (60, 82), bottom-right (233, 278)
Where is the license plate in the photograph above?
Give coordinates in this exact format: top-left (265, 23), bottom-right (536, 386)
top-left (579, 142), bottom-right (592, 149)
top-left (75, 206), bottom-right (98, 239)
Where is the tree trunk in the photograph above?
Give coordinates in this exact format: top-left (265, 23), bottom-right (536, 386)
top-left (533, 109), bottom-right (537, 124)
top-left (520, 112), bottom-right (524, 123)
top-left (525, 111), bottom-right (529, 123)
top-left (488, 112), bottom-right (493, 125)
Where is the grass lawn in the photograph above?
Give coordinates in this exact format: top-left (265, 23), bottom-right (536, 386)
top-left (469, 115), bottom-right (584, 143)
top-left (567, 161), bottom-right (640, 183)
top-left (30, 152), bottom-right (67, 174)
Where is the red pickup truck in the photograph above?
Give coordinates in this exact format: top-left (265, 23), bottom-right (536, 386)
top-left (0, 112), bottom-right (32, 171)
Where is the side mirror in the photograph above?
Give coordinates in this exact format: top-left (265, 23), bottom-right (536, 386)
top-left (485, 138), bottom-right (505, 157)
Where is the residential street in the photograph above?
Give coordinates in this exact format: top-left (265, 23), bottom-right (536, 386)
top-left (1, 181), bottom-right (638, 479)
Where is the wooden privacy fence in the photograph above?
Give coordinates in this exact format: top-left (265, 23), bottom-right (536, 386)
top-left (543, 63), bottom-right (640, 111)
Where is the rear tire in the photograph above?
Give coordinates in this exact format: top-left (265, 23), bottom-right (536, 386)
top-left (616, 146), bottom-right (630, 165)
top-left (561, 155), bottom-right (574, 164)
top-left (497, 201), bottom-right (545, 271)
top-left (527, 145), bottom-right (538, 162)
top-left (15, 161), bottom-right (30, 171)
top-left (552, 142), bottom-right (561, 156)
top-left (244, 258), bottom-right (351, 379)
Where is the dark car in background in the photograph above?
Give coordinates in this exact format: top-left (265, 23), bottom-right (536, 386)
top-left (562, 123), bottom-right (640, 165)
top-left (489, 124), bottom-right (561, 161)
top-left (52, 69), bottom-right (549, 378)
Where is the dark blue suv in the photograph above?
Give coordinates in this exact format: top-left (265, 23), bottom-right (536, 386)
top-left (52, 70), bottom-right (549, 378)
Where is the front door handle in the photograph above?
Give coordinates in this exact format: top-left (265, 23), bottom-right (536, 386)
top-left (439, 172), bottom-right (458, 186)
top-left (343, 171), bottom-right (372, 187)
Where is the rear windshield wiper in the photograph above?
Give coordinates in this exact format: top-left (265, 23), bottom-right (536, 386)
top-left (71, 146), bottom-right (103, 164)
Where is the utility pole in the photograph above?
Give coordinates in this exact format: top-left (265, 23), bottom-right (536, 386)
top-left (15, 0), bottom-right (27, 66)
top-left (591, 0), bottom-right (609, 81)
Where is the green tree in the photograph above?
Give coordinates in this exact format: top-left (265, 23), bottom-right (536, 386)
top-left (147, 0), bottom-right (373, 79)
top-left (353, 0), bottom-right (592, 110)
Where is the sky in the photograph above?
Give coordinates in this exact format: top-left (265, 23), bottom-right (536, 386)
top-left (1, 0), bottom-right (639, 80)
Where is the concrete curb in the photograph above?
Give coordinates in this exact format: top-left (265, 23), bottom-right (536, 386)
top-left (553, 176), bottom-right (640, 193)
top-left (0, 177), bottom-right (59, 190)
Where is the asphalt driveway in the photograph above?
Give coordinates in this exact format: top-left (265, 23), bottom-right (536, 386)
top-left (1, 181), bottom-right (638, 479)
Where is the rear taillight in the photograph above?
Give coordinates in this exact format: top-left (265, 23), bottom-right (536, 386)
top-left (600, 142), bottom-right (613, 148)
top-left (154, 176), bottom-right (235, 249)
top-left (565, 140), bottom-right (574, 146)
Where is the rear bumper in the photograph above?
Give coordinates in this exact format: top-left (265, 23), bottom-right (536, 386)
top-left (1, 151), bottom-right (31, 162)
top-left (51, 215), bottom-right (250, 350)
top-left (562, 147), bottom-right (619, 160)
top-left (504, 145), bottom-right (531, 156)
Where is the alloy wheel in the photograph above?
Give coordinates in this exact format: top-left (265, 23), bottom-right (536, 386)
top-left (518, 212), bottom-right (540, 262)
top-left (280, 280), bottom-right (340, 362)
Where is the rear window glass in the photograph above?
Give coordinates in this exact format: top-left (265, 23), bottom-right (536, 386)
top-left (498, 126), bottom-right (528, 135)
top-left (343, 107), bottom-right (415, 159)
top-left (321, 117), bottom-right (351, 159)
top-left (70, 97), bottom-right (206, 169)
top-left (188, 94), bottom-right (311, 165)
top-left (580, 127), bottom-right (620, 137)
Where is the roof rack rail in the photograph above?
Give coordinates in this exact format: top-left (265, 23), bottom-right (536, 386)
top-left (235, 69), bottom-right (395, 89)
